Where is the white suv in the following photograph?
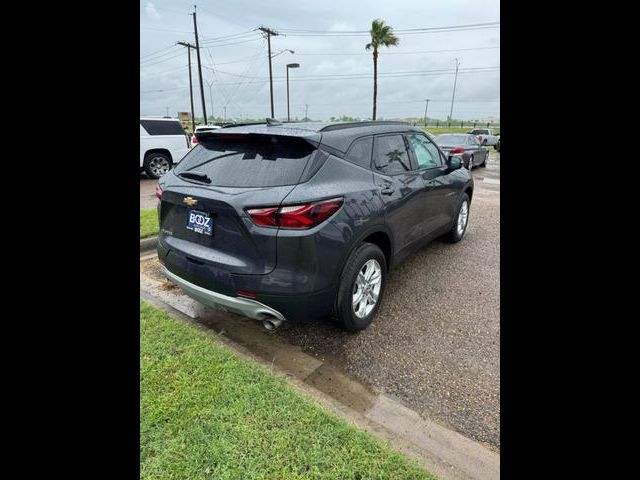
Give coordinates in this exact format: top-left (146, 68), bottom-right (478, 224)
top-left (140, 117), bottom-right (191, 179)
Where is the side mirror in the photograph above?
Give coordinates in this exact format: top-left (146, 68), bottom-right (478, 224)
top-left (448, 156), bottom-right (462, 170)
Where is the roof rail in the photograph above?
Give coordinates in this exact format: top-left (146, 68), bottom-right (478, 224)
top-left (319, 120), bottom-right (411, 133)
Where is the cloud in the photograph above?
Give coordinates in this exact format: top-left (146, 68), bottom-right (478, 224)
top-left (140, 0), bottom-right (500, 121)
top-left (145, 2), bottom-right (161, 20)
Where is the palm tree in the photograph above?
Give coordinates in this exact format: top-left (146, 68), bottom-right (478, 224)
top-left (365, 19), bottom-right (399, 120)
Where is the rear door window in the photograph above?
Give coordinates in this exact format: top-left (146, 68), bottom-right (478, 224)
top-left (345, 137), bottom-right (373, 169)
top-left (373, 135), bottom-right (412, 175)
top-left (140, 120), bottom-right (186, 136)
top-left (173, 135), bottom-right (317, 187)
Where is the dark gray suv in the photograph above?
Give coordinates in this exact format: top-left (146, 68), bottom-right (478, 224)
top-left (156, 121), bottom-right (473, 332)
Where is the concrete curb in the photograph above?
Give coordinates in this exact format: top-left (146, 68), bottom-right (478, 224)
top-left (140, 235), bottom-right (157, 253)
top-left (139, 271), bottom-right (500, 480)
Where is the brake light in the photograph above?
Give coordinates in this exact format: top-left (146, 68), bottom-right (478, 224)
top-left (450, 147), bottom-right (465, 154)
top-left (236, 289), bottom-right (257, 299)
top-left (192, 135), bottom-right (198, 144)
top-left (155, 184), bottom-right (163, 199)
top-left (246, 198), bottom-right (343, 230)
top-left (478, 135), bottom-right (483, 141)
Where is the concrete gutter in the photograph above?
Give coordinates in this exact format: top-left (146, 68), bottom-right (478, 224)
top-left (139, 271), bottom-right (500, 480)
top-left (140, 235), bottom-right (157, 253)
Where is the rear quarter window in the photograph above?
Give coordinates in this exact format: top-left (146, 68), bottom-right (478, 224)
top-left (345, 137), bottom-right (373, 169)
top-left (140, 120), bottom-right (186, 136)
top-left (174, 135), bottom-right (317, 187)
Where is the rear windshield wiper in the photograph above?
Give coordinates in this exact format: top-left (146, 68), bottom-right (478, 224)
top-left (177, 171), bottom-right (212, 184)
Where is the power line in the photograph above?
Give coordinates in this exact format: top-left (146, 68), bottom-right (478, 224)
top-left (276, 22), bottom-right (500, 36)
top-left (176, 68), bottom-right (498, 87)
top-left (276, 21), bottom-right (499, 33)
top-left (139, 64), bottom-right (188, 78)
top-left (294, 46), bottom-right (500, 56)
top-left (214, 65), bottom-right (499, 81)
top-left (140, 50), bottom-right (188, 67)
top-left (140, 45), bottom-right (178, 60)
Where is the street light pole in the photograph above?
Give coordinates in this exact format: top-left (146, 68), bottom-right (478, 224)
top-left (286, 63), bottom-right (300, 122)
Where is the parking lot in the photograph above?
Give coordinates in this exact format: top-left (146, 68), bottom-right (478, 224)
top-left (140, 151), bottom-right (500, 450)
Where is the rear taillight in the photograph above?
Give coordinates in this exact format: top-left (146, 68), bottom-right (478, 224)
top-left (246, 198), bottom-right (343, 230)
top-left (155, 184), bottom-right (163, 199)
top-left (192, 135), bottom-right (198, 144)
top-left (450, 146), bottom-right (465, 154)
top-left (478, 135), bottom-right (483, 142)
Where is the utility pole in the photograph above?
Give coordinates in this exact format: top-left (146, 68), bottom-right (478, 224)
top-left (258, 26), bottom-right (279, 118)
top-left (423, 99), bottom-right (430, 127)
top-left (165, 107), bottom-right (169, 117)
top-left (305, 104), bottom-right (309, 121)
top-left (223, 107), bottom-right (227, 123)
top-left (192, 6), bottom-right (207, 124)
top-left (448, 58), bottom-right (460, 121)
top-left (177, 41), bottom-right (196, 132)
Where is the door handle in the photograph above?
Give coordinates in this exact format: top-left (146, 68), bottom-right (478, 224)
top-left (381, 186), bottom-right (395, 195)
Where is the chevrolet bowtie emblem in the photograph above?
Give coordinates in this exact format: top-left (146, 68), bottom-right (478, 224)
top-left (183, 197), bottom-right (198, 207)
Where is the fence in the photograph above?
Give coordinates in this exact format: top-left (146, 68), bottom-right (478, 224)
top-left (412, 121), bottom-right (500, 129)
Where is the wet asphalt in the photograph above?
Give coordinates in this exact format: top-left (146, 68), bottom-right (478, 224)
top-left (141, 152), bottom-right (500, 449)
top-left (276, 153), bottom-right (500, 449)
top-left (140, 174), bottom-right (157, 210)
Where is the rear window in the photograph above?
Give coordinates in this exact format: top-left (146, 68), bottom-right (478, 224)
top-left (470, 129), bottom-right (489, 135)
top-left (174, 135), bottom-right (317, 187)
top-left (436, 134), bottom-right (467, 144)
top-left (140, 120), bottom-right (186, 136)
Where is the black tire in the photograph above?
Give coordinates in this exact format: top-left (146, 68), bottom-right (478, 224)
top-left (144, 152), bottom-right (172, 179)
top-left (335, 242), bottom-right (387, 332)
top-left (480, 151), bottom-right (488, 168)
top-left (468, 155), bottom-right (474, 170)
top-left (445, 193), bottom-right (470, 243)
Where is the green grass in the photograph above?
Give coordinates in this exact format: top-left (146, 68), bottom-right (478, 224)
top-left (140, 300), bottom-right (435, 480)
top-left (140, 209), bottom-right (159, 239)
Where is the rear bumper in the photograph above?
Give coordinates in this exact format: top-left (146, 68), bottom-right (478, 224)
top-left (162, 266), bottom-right (286, 322)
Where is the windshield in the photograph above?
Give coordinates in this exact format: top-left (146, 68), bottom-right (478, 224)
top-left (174, 135), bottom-right (317, 188)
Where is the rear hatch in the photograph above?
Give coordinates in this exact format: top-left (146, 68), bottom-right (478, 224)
top-left (159, 133), bottom-right (319, 275)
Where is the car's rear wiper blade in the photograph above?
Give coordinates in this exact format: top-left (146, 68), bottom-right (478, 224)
top-left (177, 171), bottom-right (212, 184)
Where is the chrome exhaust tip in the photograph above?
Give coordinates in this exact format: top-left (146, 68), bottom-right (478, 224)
top-left (262, 315), bottom-right (283, 331)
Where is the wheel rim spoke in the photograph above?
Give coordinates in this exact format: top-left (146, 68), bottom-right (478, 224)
top-left (352, 259), bottom-right (382, 319)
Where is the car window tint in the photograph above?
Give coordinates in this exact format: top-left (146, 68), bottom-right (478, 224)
top-left (173, 135), bottom-right (316, 187)
top-left (345, 137), bottom-right (373, 169)
top-left (407, 133), bottom-right (441, 169)
top-left (436, 134), bottom-right (466, 144)
top-left (373, 135), bottom-right (411, 174)
top-left (140, 120), bottom-right (186, 136)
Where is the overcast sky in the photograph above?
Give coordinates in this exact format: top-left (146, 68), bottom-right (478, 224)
top-left (140, 0), bottom-right (500, 122)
